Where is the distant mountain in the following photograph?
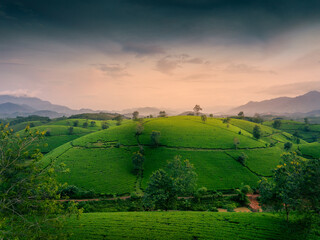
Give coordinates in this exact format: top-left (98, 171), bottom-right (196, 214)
top-left (0, 102), bottom-right (35, 114)
top-left (0, 95), bottom-right (73, 113)
top-left (231, 91), bottom-right (320, 115)
top-left (0, 95), bottom-right (100, 118)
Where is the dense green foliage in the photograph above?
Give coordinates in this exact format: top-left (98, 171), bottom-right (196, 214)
top-left (259, 152), bottom-right (320, 221)
top-left (144, 156), bottom-right (197, 210)
top-left (0, 124), bottom-right (80, 239)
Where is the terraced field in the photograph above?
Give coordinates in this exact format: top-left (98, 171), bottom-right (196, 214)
top-left (43, 116), bottom-right (296, 194)
top-left (18, 125), bottom-right (94, 153)
top-left (264, 120), bottom-right (320, 143)
top-left (299, 142), bottom-right (320, 159)
top-left (61, 212), bottom-right (308, 240)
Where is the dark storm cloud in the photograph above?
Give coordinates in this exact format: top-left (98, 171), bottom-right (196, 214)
top-left (121, 43), bottom-right (166, 56)
top-left (1, 0), bottom-right (320, 49)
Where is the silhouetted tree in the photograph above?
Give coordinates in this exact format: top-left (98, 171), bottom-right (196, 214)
top-left (193, 105), bottom-right (202, 116)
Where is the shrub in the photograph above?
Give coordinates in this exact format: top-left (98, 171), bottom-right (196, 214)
top-left (237, 153), bottom-right (247, 166)
top-left (150, 130), bottom-right (161, 147)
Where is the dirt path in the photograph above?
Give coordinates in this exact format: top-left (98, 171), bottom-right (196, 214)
top-left (247, 194), bottom-right (261, 212)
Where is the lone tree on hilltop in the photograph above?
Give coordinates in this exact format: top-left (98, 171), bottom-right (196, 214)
top-left (201, 114), bottom-right (207, 123)
top-left (193, 105), bottom-right (202, 116)
top-left (158, 111), bottom-right (167, 117)
top-left (253, 125), bottom-right (261, 139)
top-left (238, 111), bottom-right (244, 119)
top-left (132, 111), bottom-right (139, 120)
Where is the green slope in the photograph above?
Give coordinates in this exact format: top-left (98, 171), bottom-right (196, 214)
top-left (43, 116), bottom-right (300, 194)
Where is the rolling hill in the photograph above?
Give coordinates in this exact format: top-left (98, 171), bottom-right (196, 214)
top-left (43, 116), bottom-right (299, 195)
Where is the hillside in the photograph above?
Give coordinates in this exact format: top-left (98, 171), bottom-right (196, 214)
top-left (231, 91), bottom-right (320, 115)
top-left (43, 116), bottom-right (299, 195)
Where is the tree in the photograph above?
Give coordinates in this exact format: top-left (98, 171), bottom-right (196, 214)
top-left (284, 142), bottom-right (292, 151)
top-left (82, 121), bottom-right (88, 128)
top-left (0, 124), bottom-right (80, 239)
top-left (201, 114), bottom-right (207, 123)
top-left (234, 184), bottom-right (253, 205)
top-left (238, 111), bottom-right (244, 119)
top-left (132, 111), bottom-right (139, 120)
top-left (253, 125), bottom-right (261, 139)
top-left (304, 117), bottom-right (309, 124)
top-left (209, 114), bottom-right (213, 118)
top-left (135, 122), bottom-right (144, 136)
top-left (67, 126), bottom-right (74, 135)
top-left (90, 121), bottom-right (96, 127)
top-left (114, 115), bottom-right (123, 126)
top-left (272, 119), bottom-right (282, 129)
top-left (151, 130), bottom-right (161, 147)
top-left (222, 117), bottom-right (230, 124)
top-left (237, 152), bottom-right (247, 166)
top-left (144, 156), bottom-right (197, 210)
top-left (193, 105), bottom-right (202, 116)
top-left (158, 111), bottom-right (167, 117)
top-left (73, 120), bottom-right (79, 127)
top-left (233, 137), bottom-right (240, 150)
top-left (259, 152), bottom-right (306, 221)
top-left (132, 151), bottom-right (145, 176)
top-left (101, 121), bottom-right (109, 130)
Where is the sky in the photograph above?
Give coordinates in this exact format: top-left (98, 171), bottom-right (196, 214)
top-left (1, 0), bottom-right (320, 112)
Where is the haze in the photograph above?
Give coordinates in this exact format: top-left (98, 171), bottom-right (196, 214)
top-left (1, 0), bottom-right (320, 112)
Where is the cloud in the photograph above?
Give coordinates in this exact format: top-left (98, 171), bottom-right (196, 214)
top-left (225, 63), bottom-right (276, 74)
top-left (182, 73), bottom-right (214, 82)
top-left (0, 89), bottom-right (38, 97)
top-left (155, 54), bottom-right (209, 75)
top-left (122, 43), bottom-right (165, 56)
top-left (0, 59), bottom-right (29, 66)
top-left (92, 63), bottom-right (131, 78)
top-left (259, 81), bottom-right (320, 96)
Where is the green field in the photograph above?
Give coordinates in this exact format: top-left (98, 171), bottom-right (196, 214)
top-left (299, 142), bottom-right (320, 159)
top-left (61, 212), bottom-right (309, 240)
top-left (264, 120), bottom-right (320, 143)
top-left (142, 148), bottom-right (260, 190)
top-left (42, 116), bottom-right (297, 194)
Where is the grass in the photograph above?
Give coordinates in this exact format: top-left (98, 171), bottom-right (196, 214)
top-left (142, 147), bottom-right (260, 190)
top-left (139, 116), bottom-right (266, 149)
top-left (263, 120), bottom-right (320, 143)
top-left (226, 147), bottom-right (284, 176)
top-left (60, 212), bottom-right (309, 240)
top-left (299, 142), bottom-right (320, 159)
top-left (41, 116), bottom-right (303, 194)
top-left (45, 147), bottom-right (138, 194)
